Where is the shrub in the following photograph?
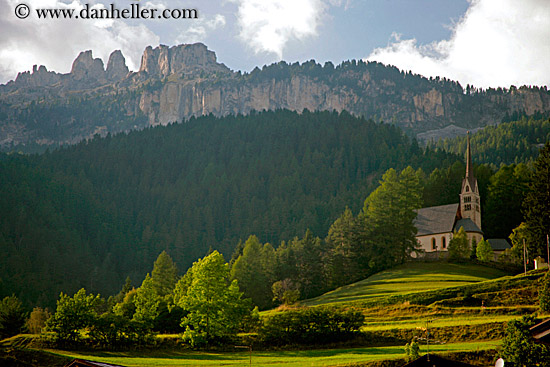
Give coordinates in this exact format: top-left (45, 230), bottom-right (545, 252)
top-left (501, 315), bottom-right (550, 366)
top-left (46, 288), bottom-right (102, 345)
top-left (26, 307), bottom-right (51, 334)
top-left (88, 314), bottom-right (153, 349)
top-left (539, 271), bottom-right (550, 312)
top-left (404, 340), bottom-right (420, 361)
top-left (258, 307), bottom-right (364, 346)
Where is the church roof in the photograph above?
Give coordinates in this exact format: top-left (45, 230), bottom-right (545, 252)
top-left (487, 238), bottom-right (511, 251)
top-left (415, 203), bottom-right (459, 236)
top-left (454, 218), bottom-right (483, 234)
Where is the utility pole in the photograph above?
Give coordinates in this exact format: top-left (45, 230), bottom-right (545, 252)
top-left (547, 234), bottom-right (549, 270)
top-left (426, 319), bottom-right (438, 362)
top-left (426, 320), bottom-right (430, 362)
top-left (523, 238), bottom-right (527, 274)
top-left (235, 345), bottom-right (252, 366)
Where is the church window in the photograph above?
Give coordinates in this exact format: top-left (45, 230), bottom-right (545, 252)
top-left (442, 236), bottom-right (446, 249)
top-left (464, 204), bottom-right (471, 211)
top-left (431, 238), bottom-right (437, 250)
top-left (464, 196), bottom-right (471, 203)
top-left (466, 186), bottom-right (470, 192)
top-left (476, 205), bottom-right (480, 212)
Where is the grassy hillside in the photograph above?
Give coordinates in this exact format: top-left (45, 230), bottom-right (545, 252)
top-left (303, 262), bottom-right (509, 307)
top-left (2, 262), bottom-right (542, 367)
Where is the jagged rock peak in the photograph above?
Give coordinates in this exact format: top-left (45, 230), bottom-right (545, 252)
top-left (14, 64), bottom-right (61, 87)
top-left (139, 43), bottom-right (228, 77)
top-left (106, 50), bottom-right (129, 81)
top-left (70, 50), bottom-right (105, 81)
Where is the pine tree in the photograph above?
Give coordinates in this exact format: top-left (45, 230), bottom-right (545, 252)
top-left (0, 295), bottom-right (27, 338)
top-left (151, 251), bottom-right (178, 298)
top-left (230, 235), bottom-right (273, 309)
top-left (133, 274), bottom-right (160, 327)
top-left (360, 166), bottom-right (423, 270)
top-left (523, 142), bottom-right (550, 257)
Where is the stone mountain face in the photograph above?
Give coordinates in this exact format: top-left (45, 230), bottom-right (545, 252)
top-left (1, 43), bottom-right (550, 149)
top-left (106, 50), bottom-right (129, 81)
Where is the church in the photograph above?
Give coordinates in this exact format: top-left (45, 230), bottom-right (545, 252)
top-left (414, 134), bottom-right (484, 255)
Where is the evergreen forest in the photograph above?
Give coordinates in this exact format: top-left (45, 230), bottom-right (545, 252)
top-left (1, 110), bottom-right (548, 309)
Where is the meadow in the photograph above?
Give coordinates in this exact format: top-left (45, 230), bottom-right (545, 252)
top-left (302, 262), bottom-right (508, 307)
top-left (44, 341), bottom-right (499, 367)
top-left (2, 262), bottom-right (542, 366)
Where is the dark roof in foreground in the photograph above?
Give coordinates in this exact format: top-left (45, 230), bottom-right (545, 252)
top-left (414, 203), bottom-right (459, 236)
top-left (531, 318), bottom-right (550, 345)
top-left (454, 218), bottom-right (483, 234)
top-left (402, 354), bottom-right (479, 367)
top-left (487, 238), bottom-right (511, 251)
top-left (65, 359), bottom-right (126, 367)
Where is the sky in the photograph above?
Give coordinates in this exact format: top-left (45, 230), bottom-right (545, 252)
top-left (0, 0), bottom-right (549, 88)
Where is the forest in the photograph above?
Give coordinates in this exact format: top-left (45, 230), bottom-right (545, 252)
top-left (0, 111), bottom-right (549, 309)
top-left (1, 140), bottom-right (549, 353)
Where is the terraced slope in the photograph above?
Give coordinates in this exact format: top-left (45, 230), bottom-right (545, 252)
top-left (303, 262), bottom-right (509, 306)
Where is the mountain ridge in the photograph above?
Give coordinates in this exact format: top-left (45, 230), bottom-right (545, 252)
top-left (1, 43), bottom-right (550, 149)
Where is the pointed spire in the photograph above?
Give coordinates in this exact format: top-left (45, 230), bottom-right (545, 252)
top-left (465, 131), bottom-right (472, 179)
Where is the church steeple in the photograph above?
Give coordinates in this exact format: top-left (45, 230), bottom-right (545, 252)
top-left (459, 132), bottom-right (481, 230)
top-left (465, 131), bottom-right (473, 179)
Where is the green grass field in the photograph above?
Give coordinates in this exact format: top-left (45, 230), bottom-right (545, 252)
top-left (3, 262), bottom-right (530, 367)
top-left (361, 313), bottom-right (517, 331)
top-left (44, 341), bottom-right (499, 367)
top-left (302, 262), bottom-right (509, 307)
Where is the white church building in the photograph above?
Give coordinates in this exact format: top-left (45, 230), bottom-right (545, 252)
top-left (414, 133), bottom-right (484, 254)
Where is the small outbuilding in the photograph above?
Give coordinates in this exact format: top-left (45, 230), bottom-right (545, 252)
top-left (487, 238), bottom-right (511, 260)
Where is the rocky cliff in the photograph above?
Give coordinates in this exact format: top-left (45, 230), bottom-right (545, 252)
top-left (1, 43), bottom-right (550, 149)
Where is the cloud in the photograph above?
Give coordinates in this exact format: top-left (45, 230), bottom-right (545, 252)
top-left (175, 14), bottom-right (226, 44)
top-left (367, 0), bottom-right (550, 88)
top-left (0, 0), bottom-right (160, 83)
top-left (230, 0), bottom-right (330, 58)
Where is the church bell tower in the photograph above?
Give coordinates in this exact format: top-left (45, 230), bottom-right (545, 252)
top-left (459, 132), bottom-right (481, 229)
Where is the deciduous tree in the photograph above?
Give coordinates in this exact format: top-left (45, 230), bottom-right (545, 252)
top-left (46, 288), bottom-right (102, 344)
top-left (448, 227), bottom-right (470, 261)
top-left (26, 307), bottom-right (51, 334)
top-left (476, 238), bottom-right (493, 262)
top-left (177, 251), bottom-right (250, 346)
